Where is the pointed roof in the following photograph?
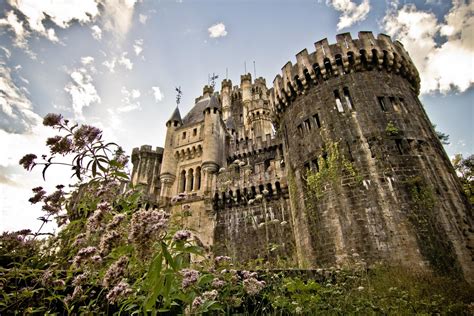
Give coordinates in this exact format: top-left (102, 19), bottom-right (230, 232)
top-left (205, 95), bottom-right (221, 111)
top-left (167, 106), bottom-right (182, 125)
top-left (225, 116), bottom-right (235, 131)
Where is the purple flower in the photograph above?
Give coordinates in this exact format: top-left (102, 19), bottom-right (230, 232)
top-left (192, 296), bottom-right (204, 309)
top-left (28, 188), bottom-right (46, 204)
top-left (106, 281), bottom-right (132, 304)
top-left (73, 125), bottom-right (102, 148)
top-left (129, 209), bottom-right (169, 255)
top-left (72, 246), bottom-right (98, 267)
top-left (243, 277), bottom-right (265, 295)
top-left (19, 154), bottom-right (37, 170)
top-left (103, 256), bottom-right (128, 288)
top-left (43, 113), bottom-right (63, 127)
top-left (106, 214), bottom-right (126, 230)
top-left (173, 230), bottom-right (191, 242)
top-left (202, 290), bottom-right (218, 300)
top-left (42, 204), bottom-right (61, 215)
top-left (99, 230), bottom-right (119, 255)
top-left (211, 278), bottom-right (225, 289)
top-left (47, 136), bottom-right (73, 155)
top-left (180, 269), bottom-right (199, 289)
top-left (215, 255), bottom-right (231, 264)
top-left (241, 270), bottom-right (257, 279)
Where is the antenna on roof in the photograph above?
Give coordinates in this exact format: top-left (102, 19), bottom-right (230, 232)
top-left (226, 68), bottom-right (228, 80)
top-left (244, 61), bottom-right (247, 74)
top-left (175, 86), bottom-right (182, 106)
top-left (210, 73), bottom-right (218, 89)
top-left (253, 61), bottom-right (256, 78)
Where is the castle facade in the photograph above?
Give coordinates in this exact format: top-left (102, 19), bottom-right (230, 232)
top-left (131, 32), bottom-right (473, 281)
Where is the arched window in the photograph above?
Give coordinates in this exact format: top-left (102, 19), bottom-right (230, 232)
top-left (187, 168), bottom-right (194, 192)
top-left (275, 181), bottom-right (281, 194)
top-left (180, 170), bottom-right (186, 193)
top-left (195, 167), bottom-right (201, 190)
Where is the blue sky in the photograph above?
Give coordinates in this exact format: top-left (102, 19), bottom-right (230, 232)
top-left (0, 0), bottom-right (472, 232)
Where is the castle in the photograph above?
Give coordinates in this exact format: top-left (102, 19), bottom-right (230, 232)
top-left (130, 32), bottom-right (473, 281)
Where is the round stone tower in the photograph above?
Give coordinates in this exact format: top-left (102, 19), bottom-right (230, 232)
top-left (270, 31), bottom-right (473, 281)
top-left (159, 107), bottom-right (182, 202)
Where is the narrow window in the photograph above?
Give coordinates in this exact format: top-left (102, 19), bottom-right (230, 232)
top-left (313, 113), bottom-right (321, 128)
top-left (304, 162), bottom-right (310, 173)
top-left (193, 128), bottom-right (197, 136)
top-left (378, 96), bottom-right (387, 112)
top-left (389, 97), bottom-right (399, 112)
top-left (240, 114), bottom-right (243, 123)
top-left (311, 159), bottom-right (319, 172)
top-left (182, 131), bottom-right (186, 139)
top-left (343, 87), bottom-right (354, 110)
top-left (180, 170), bottom-right (186, 193)
top-left (334, 90), bottom-right (344, 112)
top-left (304, 119), bottom-right (311, 131)
top-left (297, 124), bottom-right (303, 135)
top-left (395, 139), bottom-right (403, 155)
top-left (399, 98), bottom-right (408, 113)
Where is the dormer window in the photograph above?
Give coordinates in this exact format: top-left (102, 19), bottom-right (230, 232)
top-left (182, 131), bottom-right (186, 139)
top-left (193, 128), bottom-right (197, 136)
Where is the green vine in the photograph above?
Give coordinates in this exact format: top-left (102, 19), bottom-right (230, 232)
top-left (385, 121), bottom-right (400, 137)
top-left (403, 176), bottom-right (462, 277)
top-left (305, 142), bottom-right (362, 199)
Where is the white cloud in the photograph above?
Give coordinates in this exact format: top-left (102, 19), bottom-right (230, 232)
top-left (139, 14), bottom-right (148, 24)
top-left (208, 22), bottom-right (227, 38)
top-left (64, 63), bottom-right (101, 119)
top-left (118, 86), bottom-right (141, 112)
top-left (102, 52), bottom-right (134, 72)
top-left (382, 1), bottom-right (474, 94)
top-left (0, 61), bottom-right (41, 133)
top-left (0, 11), bottom-right (29, 49)
top-left (152, 86), bottom-right (164, 102)
top-left (4, 0), bottom-right (100, 43)
top-left (325, 0), bottom-right (371, 30)
top-left (2, 0), bottom-right (140, 49)
top-left (91, 25), bottom-right (102, 40)
top-left (81, 56), bottom-right (94, 65)
top-left (118, 52), bottom-right (133, 70)
top-left (101, 0), bottom-right (138, 39)
top-left (133, 39), bottom-right (143, 56)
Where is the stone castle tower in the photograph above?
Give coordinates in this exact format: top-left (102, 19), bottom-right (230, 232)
top-left (131, 32), bottom-right (473, 281)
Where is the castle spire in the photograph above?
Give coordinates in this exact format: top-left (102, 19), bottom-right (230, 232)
top-left (167, 106), bottom-right (182, 125)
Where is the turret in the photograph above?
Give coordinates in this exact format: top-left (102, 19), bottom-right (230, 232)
top-left (201, 95), bottom-right (222, 192)
top-left (240, 73), bottom-right (252, 130)
top-left (159, 107), bottom-right (182, 201)
top-left (203, 85), bottom-right (214, 98)
top-left (221, 79), bottom-right (232, 122)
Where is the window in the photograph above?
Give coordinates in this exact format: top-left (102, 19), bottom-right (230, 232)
top-left (193, 128), bottom-right (197, 136)
top-left (378, 96), bottom-right (387, 112)
top-left (182, 131), bottom-right (186, 139)
top-left (334, 90), bottom-right (344, 112)
top-left (297, 124), bottom-right (303, 135)
top-left (399, 98), bottom-right (408, 113)
top-left (343, 87), bottom-right (354, 110)
top-left (389, 97), bottom-right (399, 112)
top-left (313, 113), bottom-right (321, 128)
top-left (304, 119), bottom-right (311, 131)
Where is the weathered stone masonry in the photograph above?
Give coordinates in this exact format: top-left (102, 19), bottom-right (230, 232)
top-left (131, 31), bottom-right (473, 282)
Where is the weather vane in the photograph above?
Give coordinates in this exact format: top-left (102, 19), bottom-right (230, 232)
top-left (210, 73), bottom-right (218, 89)
top-left (175, 86), bottom-right (182, 105)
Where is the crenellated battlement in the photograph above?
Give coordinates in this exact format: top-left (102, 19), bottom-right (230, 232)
top-left (131, 145), bottom-right (163, 163)
top-left (268, 31), bottom-right (420, 116)
top-left (228, 134), bottom-right (281, 161)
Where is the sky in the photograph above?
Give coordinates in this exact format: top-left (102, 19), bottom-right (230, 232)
top-left (0, 0), bottom-right (472, 233)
